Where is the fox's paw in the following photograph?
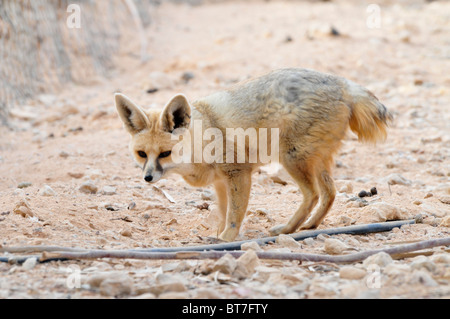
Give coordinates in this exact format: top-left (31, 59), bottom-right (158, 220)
top-left (218, 228), bottom-right (239, 242)
top-left (269, 224), bottom-right (288, 236)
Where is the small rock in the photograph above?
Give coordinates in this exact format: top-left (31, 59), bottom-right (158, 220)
top-left (17, 182), bottom-right (32, 189)
top-left (99, 274), bottom-right (133, 297)
top-left (270, 175), bottom-right (288, 185)
top-left (339, 266), bottom-right (366, 280)
top-left (410, 256), bottom-right (436, 272)
top-left (201, 189), bottom-right (215, 201)
top-left (13, 199), bottom-right (34, 218)
top-left (363, 252), bottom-right (393, 268)
top-left (233, 250), bottom-right (260, 279)
top-left (22, 257), bottom-right (37, 270)
top-left (362, 201), bottom-right (411, 222)
top-left (439, 216), bottom-right (450, 227)
top-left (148, 274), bottom-right (187, 296)
top-left (102, 186), bottom-right (117, 196)
top-left (337, 181), bottom-right (353, 193)
top-left (302, 237), bottom-right (315, 246)
top-left (383, 173), bottom-right (411, 186)
top-left (276, 234), bottom-right (301, 249)
top-left (194, 288), bottom-right (222, 299)
top-left (323, 238), bottom-right (348, 255)
top-left (181, 71), bottom-right (195, 84)
top-left (59, 151), bottom-right (70, 158)
top-left (408, 270), bottom-right (438, 287)
top-left (120, 229), bottom-right (132, 237)
top-left (39, 185), bottom-right (56, 197)
top-left (212, 253), bottom-right (236, 274)
top-left (68, 172), bottom-right (84, 179)
top-left (241, 241), bottom-right (262, 252)
top-left (79, 181), bottom-right (98, 194)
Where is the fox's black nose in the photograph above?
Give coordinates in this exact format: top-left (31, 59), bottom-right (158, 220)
top-left (144, 175), bottom-right (153, 182)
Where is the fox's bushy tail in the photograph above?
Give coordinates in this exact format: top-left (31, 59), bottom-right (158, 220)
top-left (344, 80), bottom-right (393, 143)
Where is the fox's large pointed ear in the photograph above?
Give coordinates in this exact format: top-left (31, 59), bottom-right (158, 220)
top-left (115, 93), bottom-right (150, 134)
top-left (160, 94), bottom-right (191, 133)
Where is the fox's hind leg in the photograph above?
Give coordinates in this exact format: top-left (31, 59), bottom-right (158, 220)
top-left (301, 160), bottom-right (336, 229)
top-left (270, 159), bottom-right (319, 235)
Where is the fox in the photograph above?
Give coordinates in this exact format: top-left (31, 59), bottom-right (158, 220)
top-left (115, 68), bottom-right (392, 242)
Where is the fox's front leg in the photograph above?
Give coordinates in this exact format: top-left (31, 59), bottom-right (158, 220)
top-left (213, 180), bottom-right (228, 236)
top-left (218, 169), bottom-right (252, 242)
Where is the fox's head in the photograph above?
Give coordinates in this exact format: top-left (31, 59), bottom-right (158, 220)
top-left (115, 93), bottom-right (191, 183)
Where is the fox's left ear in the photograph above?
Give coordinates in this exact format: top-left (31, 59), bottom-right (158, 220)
top-left (160, 94), bottom-right (191, 133)
top-left (115, 93), bottom-right (150, 135)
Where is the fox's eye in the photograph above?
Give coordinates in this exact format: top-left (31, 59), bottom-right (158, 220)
top-left (158, 151), bottom-right (171, 159)
top-left (137, 151), bottom-right (147, 158)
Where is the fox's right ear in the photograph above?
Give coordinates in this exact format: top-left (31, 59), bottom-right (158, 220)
top-left (115, 93), bottom-right (150, 134)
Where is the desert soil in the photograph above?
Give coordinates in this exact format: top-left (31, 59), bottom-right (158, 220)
top-left (0, 0), bottom-right (449, 299)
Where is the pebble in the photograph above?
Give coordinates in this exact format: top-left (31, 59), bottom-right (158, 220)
top-left (13, 199), bottom-right (34, 218)
top-left (79, 181), bottom-right (98, 194)
top-left (22, 257), bottom-right (37, 270)
top-left (276, 234), bottom-right (301, 249)
top-left (241, 241), bottom-right (262, 252)
top-left (212, 253), bottom-right (236, 274)
top-left (201, 189), bottom-right (215, 201)
top-left (99, 274), bottom-right (133, 297)
top-left (323, 238), bottom-right (348, 255)
top-left (362, 201), bottom-right (411, 222)
top-left (17, 182), bottom-right (32, 189)
top-left (233, 250), bottom-right (260, 279)
top-left (148, 274), bottom-right (187, 297)
top-left (120, 229), bottom-right (132, 237)
top-left (339, 266), bottom-right (366, 280)
top-left (409, 256), bottom-right (436, 273)
top-left (363, 252), bottom-right (393, 268)
top-left (439, 216), bottom-right (450, 227)
top-left (102, 186), bottom-right (117, 196)
top-left (383, 173), bottom-right (412, 186)
top-left (39, 185), bottom-right (56, 196)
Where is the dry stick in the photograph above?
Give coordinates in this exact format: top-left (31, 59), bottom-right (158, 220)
top-left (40, 237), bottom-right (450, 264)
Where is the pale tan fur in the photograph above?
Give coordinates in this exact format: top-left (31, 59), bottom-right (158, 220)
top-left (115, 68), bottom-right (392, 241)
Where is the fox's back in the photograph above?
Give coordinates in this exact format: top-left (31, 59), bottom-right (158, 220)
top-left (193, 68), bottom-right (348, 131)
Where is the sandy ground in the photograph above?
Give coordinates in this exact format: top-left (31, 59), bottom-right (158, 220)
top-left (0, 0), bottom-right (449, 299)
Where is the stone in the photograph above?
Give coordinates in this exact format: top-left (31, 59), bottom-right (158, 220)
top-left (201, 189), bottom-right (215, 201)
top-left (233, 250), bottom-right (260, 279)
top-left (99, 274), bottom-right (133, 297)
top-left (39, 185), bottom-right (56, 196)
top-left (17, 182), bottom-right (32, 189)
top-left (323, 238), bottom-right (348, 255)
top-left (148, 274), bottom-right (187, 296)
top-left (408, 270), bottom-right (438, 287)
top-left (79, 181), bottom-right (98, 194)
top-left (212, 253), bottom-right (237, 274)
top-left (409, 256), bottom-right (436, 272)
top-left (339, 266), bottom-right (366, 280)
top-left (363, 252), bottom-right (393, 268)
top-left (120, 228), bottom-right (132, 237)
top-left (194, 288), bottom-right (222, 299)
top-left (383, 173), bottom-right (411, 186)
top-left (362, 201), bottom-right (411, 222)
top-left (22, 257), bottom-right (37, 270)
top-left (102, 186), bottom-right (117, 196)
top-left (276, 234), bottom-right (301, 249)
top-left (13, 199), bottom-right (34, 218)
top-left (241, 241), bottom-right (262, 252)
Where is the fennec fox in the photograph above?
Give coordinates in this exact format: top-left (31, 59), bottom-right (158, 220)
top-left (115, 68), bottom-right (391, 242)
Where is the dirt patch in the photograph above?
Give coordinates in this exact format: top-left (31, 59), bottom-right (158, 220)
top-left (0, 0), bottom-right (449, 299)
